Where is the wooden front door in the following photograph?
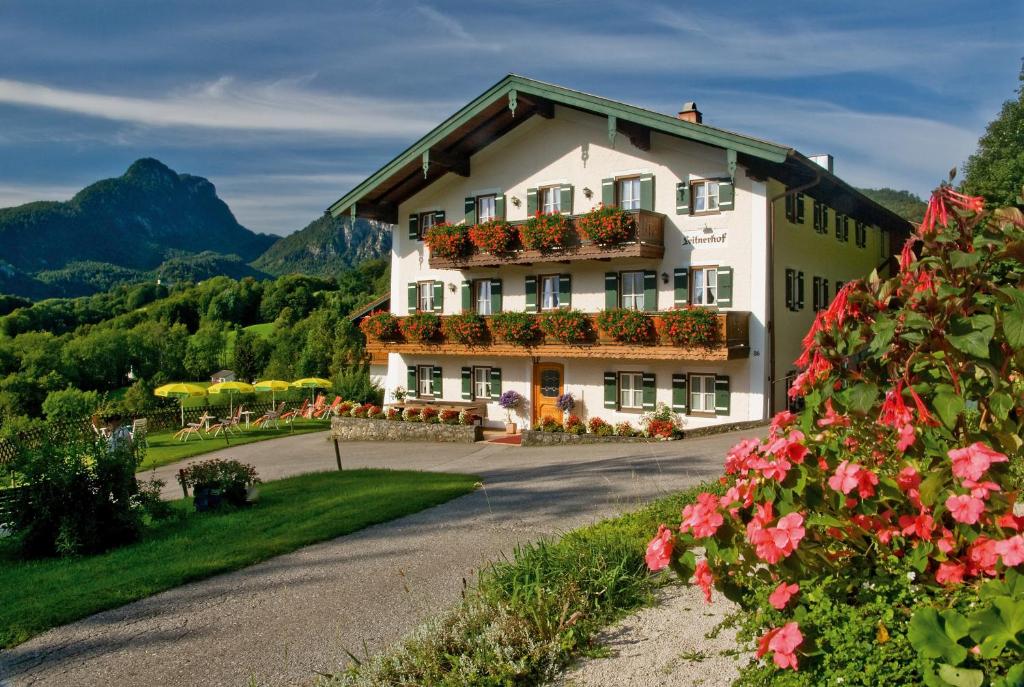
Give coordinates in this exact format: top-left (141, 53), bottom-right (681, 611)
top-left (532, 362), bottom-right (564, 425)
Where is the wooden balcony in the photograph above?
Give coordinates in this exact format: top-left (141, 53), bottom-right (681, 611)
top-left (365, 311), bottom-right (750, 362)
top-left (428, 209), bottom-right (665, 269)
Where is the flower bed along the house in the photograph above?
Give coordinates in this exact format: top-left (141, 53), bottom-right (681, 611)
top-left (441, 311), bottom-right (488, 345)
top-left (490, 311), bottom-right (542, 346)
top-left (331, 416), bottom-right (482, 443)
top-left (400, 312), bottom-right (441, 343)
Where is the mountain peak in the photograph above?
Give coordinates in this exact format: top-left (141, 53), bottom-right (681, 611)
top-left (124, 157), bottom-right (178, 185)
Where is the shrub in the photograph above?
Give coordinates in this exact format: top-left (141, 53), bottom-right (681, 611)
top-left (641, 403), bottom-right (680, 439)
top-left (614, 421), bottom-right (637, 437)
top-left (439, 409), bottom-right (460, 425)
top-left (359, 311), bottom-right (401, 341)
top-left (596, 308), bottom-right (655, 344)
top-left (332, 367), bottom-right (384, 405)
top-left (491, 311), bottom-right (541, 346)
top-left (468, 219), bottom-right (517, 254)
top-left (539, 417), bottom-right (563, 433)
top-left (420, 407), bottom-right (439, 424)
top-left (574, 205), bottom-right (636, 246)
top-left (498, 390), bottom-right (524, 423)
top-left (41, 387), bottom-right (100, 422)
top-left (458, 409), bottom-right (480, 426)
top-left (403, 407), bottom-right (422, 422)
top-left (400, 312), bottom-right (441, 343)
top-left (386, 407), bottom-right (401, 421)
top-left (423, 223), bottom-right (469, 260)
top-left (519, 212), bottom-right (573, 252)
top-left (564, 414), bottom-right (585, 435)
top-left (538, 309), bottom-right (591, 344)
top-left (441, 311), bottom-right (488, 345)
top-left (588, 417), bottom-right (613, 436)
top-left (658, 307), bottom-right (719, 346)
top-left (175, 458), bottom-right (260, 509)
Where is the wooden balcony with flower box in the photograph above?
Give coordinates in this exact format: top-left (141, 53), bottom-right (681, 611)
top-left (426, 208), bottom-right (665, 269)
top-left (360, 309), bottom-right (750, 362)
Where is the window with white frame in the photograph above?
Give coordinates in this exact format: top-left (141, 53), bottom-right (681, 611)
top-left (540, 186), bottom-right (560, 214)
top-left (618, 177), bottom-right (641, 210)
top-left (419, 211), bottom-right (436, 239)
top-left (619, 372), bottom-right (643, 409)
top-left (691, 267), bottom-right (718, 306)
top-left (417, 366), bottom-right (434, 397)
top-left (473, 366), bottom-right (491, 400)
top-left (620, 271), bottom-right (645, 310)
top-left (690, 374), bottom-right (716, 413)
top-left (477, 194), bottom-right (496, 222)
top-left (692, 181), bottom-right (720, 213)
top-left (540, 275), bottom-right (560, 310)
top-left (475, 280), bottom-right (491, 316)
top-left (418, 282), bottom-right (434, 312)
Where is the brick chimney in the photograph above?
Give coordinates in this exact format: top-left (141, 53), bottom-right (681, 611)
top-left (677, 102), bottom-right (702, 124)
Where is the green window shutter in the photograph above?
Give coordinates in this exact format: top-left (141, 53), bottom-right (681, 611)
top-left (601, 177), bottom-right (615, 207)
top-left (812, 276), bottom-right (821, 311)
top-left (714, 375), bottom-right (731, 415)
top-left (604, 272), bottom-right (619, 310)
top-left (434, 210), bottom-right (445, 225)
top-left (785, 269), bottom-right (794, 311)
top-left (671, 374), bottom-right (688, 412)
top-left (796, 193), bottom-right (806, 224)
top-left (490, 278), bottom-right (503, 313)
top-left (489, 368), bottom-right (502, 400)
top-left (641, 372), bottom-right (656, 410)
top-left (603, 372), bottom-right (618, 409)
top-left (526, 187), bottom-right (538, 216)
top-left (718, 179), bottom-right (734, 211)
top-left (408, 282), bottom-right (418, 313)
top-left (675, 182), bottom-right (690, 214)
top-left (461, 281), bottom-right (472, 312)
top-left (673, 268), bottom-right (689, 306)
top-left (813, 202), bottom-right (821, 232)
top-left (559, 184), bottom-right (574, 215)
top-left (822, 207), bottom-right (830, 233)
top-left (797, 271), bottom-right (805, 310)
top-left (495, 195), bottom-right (506, 220)
top-left (784, 194), bottom-right (794, 222)
top-left (643, 270), bottom-right (658, 311)
top-left (835, 214), bottom-right (844, 241)
top-left (558, 274), bottom-right (571, 309)
top-left (823, 279), bottom-right (830, 305)
top-left (408, 214), bottom-right (420, 240)
top-left (432, 281), bottom-right (443, 313)
top-left (716, 266), bottom-right (733, 308)
top-left (464, 196), bottom-right (476, 225)
top-left (843, 217), bottom-right (850, 242)
top-left (461, 367), bottom-right (472, 400)
top-left (525, 275), bottom-right (537, 312)
top-left (407, 365), bottom-right (418, 398)
top-left (639, 173), bottom-right (655, 211)
top-left (431, 366), bottom-right (442, 398)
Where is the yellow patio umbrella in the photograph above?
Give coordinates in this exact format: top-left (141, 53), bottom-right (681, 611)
top-left (154, 382), bottom-right (208, 427)
top-left (207, 380), bottom-right (255, 416)
top-left (253, 379), bottom-right (290, 405)
top-left (291, 377), bottom-right (331, 404)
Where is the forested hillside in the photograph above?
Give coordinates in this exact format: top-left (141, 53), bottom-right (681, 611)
top-left (253, 214), bottom-right (391, 277)
top-left (856, 187), bottom-right (927, 222)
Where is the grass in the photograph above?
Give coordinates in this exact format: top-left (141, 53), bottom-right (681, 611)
top-left (324, 481), bottom-right (722, 686)
top-left (0, 468), bottom-right (479, 649)
top-left (139, 419), bottom-right (330, 471)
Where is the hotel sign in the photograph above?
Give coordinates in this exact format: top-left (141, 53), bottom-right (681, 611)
top-left (681, 227), bottom-right (728, 247)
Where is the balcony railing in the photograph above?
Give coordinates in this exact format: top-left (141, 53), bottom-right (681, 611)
top-left (365, 311), bottom-right (749, 362)
top-left (428, 209), bottom-right (665, 269)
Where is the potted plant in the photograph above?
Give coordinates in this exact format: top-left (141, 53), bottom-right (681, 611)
top-left (519, 212), bottom-right (573, 252)
top-left (556, 392), bottom-right (575, 420)
top-left (596, 308), bottom-right (656, 344)
top-left (658, 306), bottom-right (719, 346)
top-left (468, 219), bottom-right (517, 254)
top-left (441, 311), bottom-right (488, 345)
top-left (359, 311), bottom-right (401, 341)
top-left (574, 204), bottom-right (637, 246)
top-left (400, 312), bottom-right (441, 343)
top-left (423, 222), bottom-right (469, 260)
top-left (175, 458), bottom-right (261, 512)
top-left (498, 390), bottom-right (524, 434)
top-left (490, 311), bottom-right (541, 346)
top-left (538, 309), bottom-right (592, 344)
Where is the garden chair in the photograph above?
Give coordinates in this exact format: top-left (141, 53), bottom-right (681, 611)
top-left (315, 396), bottom-right (341, 419)
top-left (254, 402), bottom-right (285, 429)
top-left (90, 415), bottom-right (111, 439)
top-left (212, 405), bottom-right (244, 437)
top-left (130, 418), bottom-right (149, 447)
top-left (173, 423), bottom-right (202, 442)
top-left (280, 399), bottom-right (307, 424)
top-left (304, 394), bottom-right (326, 419)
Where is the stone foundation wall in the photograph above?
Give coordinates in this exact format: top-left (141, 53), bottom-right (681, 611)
top-left (520, 430), bottom-right (658, 447)
top-left (331, 416), bottom-right (482, 443)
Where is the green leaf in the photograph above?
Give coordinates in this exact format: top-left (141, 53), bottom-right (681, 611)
top-left (934, 392), bottom-right (966, 430)
top-left (991, 392), bottom-right (1014, 421)
top-left (950, 250), bottom-right (983, 269)
top-left (1003, 307), bottom-right (1024, 349)
top-left (937, 664), bottom-right (984, 687)
top-left (842, 383), bottom-right (879, 415)
top-left (919, 472), bottom-right (947, 508)
top-left (909, 607), bottom-right (969, 665)
top-left (995, 662), bottom-right (1024, 687)
top-left (807, 513), bottom-right (845, 528)
top-left (968, 597), bottom-right (1024, 659)
top-left (947, 315), bottom-right (995, 359)
top-left (869, 316), bottom-right (897, 354)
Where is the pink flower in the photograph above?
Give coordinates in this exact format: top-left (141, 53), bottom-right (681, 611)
top-left (817, 398), bottom-right (850, 428)
top-left (946, 494), bottom-right (986, 525)
top-left (937, 527), bottom-right (956, 554)
top-left (757, 622), bottom-right (803, 670)
top-left (769, 582), bottom-right (799, 610)
top-left (693, 560), bottom-right (714, 603)
top-left (770, 410), bottom-right (798, 434)
top-left (963, 480), bottom-right (1001, 500)
top-left (899, 512), bottom-right (935, 540)
top-left (995, 536), bottom-right (1024, 567)
top-left (967, 537), bottom-right (999, 577)
top-left (725, 438), bottom-right (761, 474)
top-left (754, 513), bottom-right (805, 564)
top-left (949, 443), bottom-right (1009, 482)
top-left (828, 461), bottom-right (860, 495)
top-left (680, 492), bottom-right (725, 538)
top-left (896, 466), bottom-right (921, 492)
top-left (645, 524), bottom-right (674, 571)
top-left (896, 423), bottom-right (916, 452)
top-left (936, 560), bottom-right (966, 586)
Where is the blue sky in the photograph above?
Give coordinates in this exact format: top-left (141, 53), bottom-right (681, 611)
top-left (0, 1), bottom-right (1020, 236)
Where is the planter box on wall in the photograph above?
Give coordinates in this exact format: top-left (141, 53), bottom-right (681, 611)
top-left (331, 416), bottom-right (483, 443)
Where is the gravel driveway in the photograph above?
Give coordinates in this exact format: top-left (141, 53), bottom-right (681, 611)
top-left (0, 429), bottom-right (756, 687)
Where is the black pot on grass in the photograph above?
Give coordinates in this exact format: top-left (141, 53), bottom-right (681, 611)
top-left (193, 485), bottom-right (223, 512)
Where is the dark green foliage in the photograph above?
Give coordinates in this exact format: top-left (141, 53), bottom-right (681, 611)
top-left (253, 214), bottom-right (391, 277)
top-left (857, 187), bottom-right (928, 222)
top-left (332, 367), bottom-right (383, 405)
top-left (41, 387), bottom-right (99, 421)
top-left (175, 458), bottom-right (260, 508)
top-left (963, 67), bottom-right (1024, 208)
top-left (232, 330), bottom-right (271, 382)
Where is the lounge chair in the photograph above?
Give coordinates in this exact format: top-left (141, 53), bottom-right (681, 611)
top-left (130, 418), bottom-right (149, 447)
top-left (174, 424), bottom-right (203, 442)
top-left (254, 402), bottom-right (285, 429)
top-left (280, 399), bottom-right (307, 424)
top-left (304, 394), bottom-right (326, 419)
top-left (315, 396), bottom-right (341, 419)
top-left (211, 405), bottom-right (243, 437)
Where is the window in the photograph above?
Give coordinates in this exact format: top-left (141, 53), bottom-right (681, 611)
top-left (473, 366), bottom-right (491, 400)
top-left (620, 271), bottom-right (645, 310)
top-left (835, 280), bottom-right (845, 297)
top-left (812, 276), bottom-right (830, 311)
top-left (785, 192), bottom-right (806, 224)
top-left (417, 366), bottom-right (433, 398)
top-left (692, 180), bottom-right (720, 213)
top-left (419, 211), bottom-right (436, 239)
top-left (540, 275), bottom-right (560, 310)
top-left (690, 374), bottom-right (716, 414)
top-left (539, 186), bottom-right (561, 214)
top-left (813, 202), bottom-right (830, 234)
top-left (477, 194), bottom-right (496, 223)
top-left (836, 214), bottom-right (850, 242)
top-left (855, 221), bottom-right (867, 248)
top-left (618, 177), bottom-right (641, 210)
top-left (691, 267), bottom-right (718, 306)
top-left (475, 280), bottom-right (491, 316)
top-left (418, 281), bottom-right (434, 312)
top-left (785, 269), bottom-right (804, 311)
top-left (619, 372), bottom-right (643, 409)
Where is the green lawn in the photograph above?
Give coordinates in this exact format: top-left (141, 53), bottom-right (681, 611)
top-left (0, 469), bottom-right (479, 649)
top-left (139, 419), bottom-right (329, 471)
top-left (244, 322), bottom-right (274, 338)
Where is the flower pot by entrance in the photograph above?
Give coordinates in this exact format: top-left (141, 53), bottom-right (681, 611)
top-left (505, 422), bottom-right (518, 435)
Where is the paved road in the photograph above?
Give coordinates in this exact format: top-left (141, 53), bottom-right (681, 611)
top-left (1, 429), bottom-right (757, 687)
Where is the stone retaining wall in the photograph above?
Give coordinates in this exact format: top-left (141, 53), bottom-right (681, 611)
top-left (331, 416), bottom-right (482, 443)
top-left (521, 430), bottom-right (658, 447)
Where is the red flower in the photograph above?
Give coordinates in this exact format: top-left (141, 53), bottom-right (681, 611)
top-left (757, 622), bottom-right (803, 670)
top-left (769, 581), bottom-right (799, 610)
top-left (692, 559), bottom-right (714, 602)
top-left (645, 524), bottom-right (674, 571)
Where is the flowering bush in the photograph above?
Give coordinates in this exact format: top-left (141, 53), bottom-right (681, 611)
top-left (350, 403), bottom-right (368, 418)
top-left (588, 416), bottom-right (613, 436)
top-left (658, 307), bottom-right (719, 346)
top-left (615, 421), bottom-right (638, 437)
top-left (468, 219), bottom-right (517, 254)
top-left (458, 409), bottom-right (480, 426)
top-left (337, 401), bottom-right (354, 415)
top-left (402, 407), bottom-right (421, 422)
top-left (176, 458), bottom-right (260, 509)
top-left (441, 311), bottom-right (488, 345)
top-left (641, 403), bottom-right (680, 439)
top-left (555, 393), bottom-right (575, 413)
top-left (575, 205), bottom-right (636, 246)
top-left (386, 407), bottom-right (401, 421)
top-left (539, 417), bottom-right (563, 433)
top-left (596, 308), bottom-right (655, 344)
top-left (359, 311), bottom-right (401, 341)
top-left (498, 390), bottom-right (524, 423)
top-left (400, 312), bottom-right (441, 343)
top-left (538, 309), bottom-right (592, 344)
top-left (368, 405), bottom-right (385, 420)
top-left (519, 212), bottom-right (573, 252)
top-left (423, 222), bottom-right (469, 260)
top-left (564, 414), bottom-right (585, 435)
top-left (649, 186), bottom-right (1024, 678)
top-left (439, 409), bottom-right (460, 425)
top-left (420, 407), bottom-right (439, 424)
top-left (490, 311), bottom-right (541, 346)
